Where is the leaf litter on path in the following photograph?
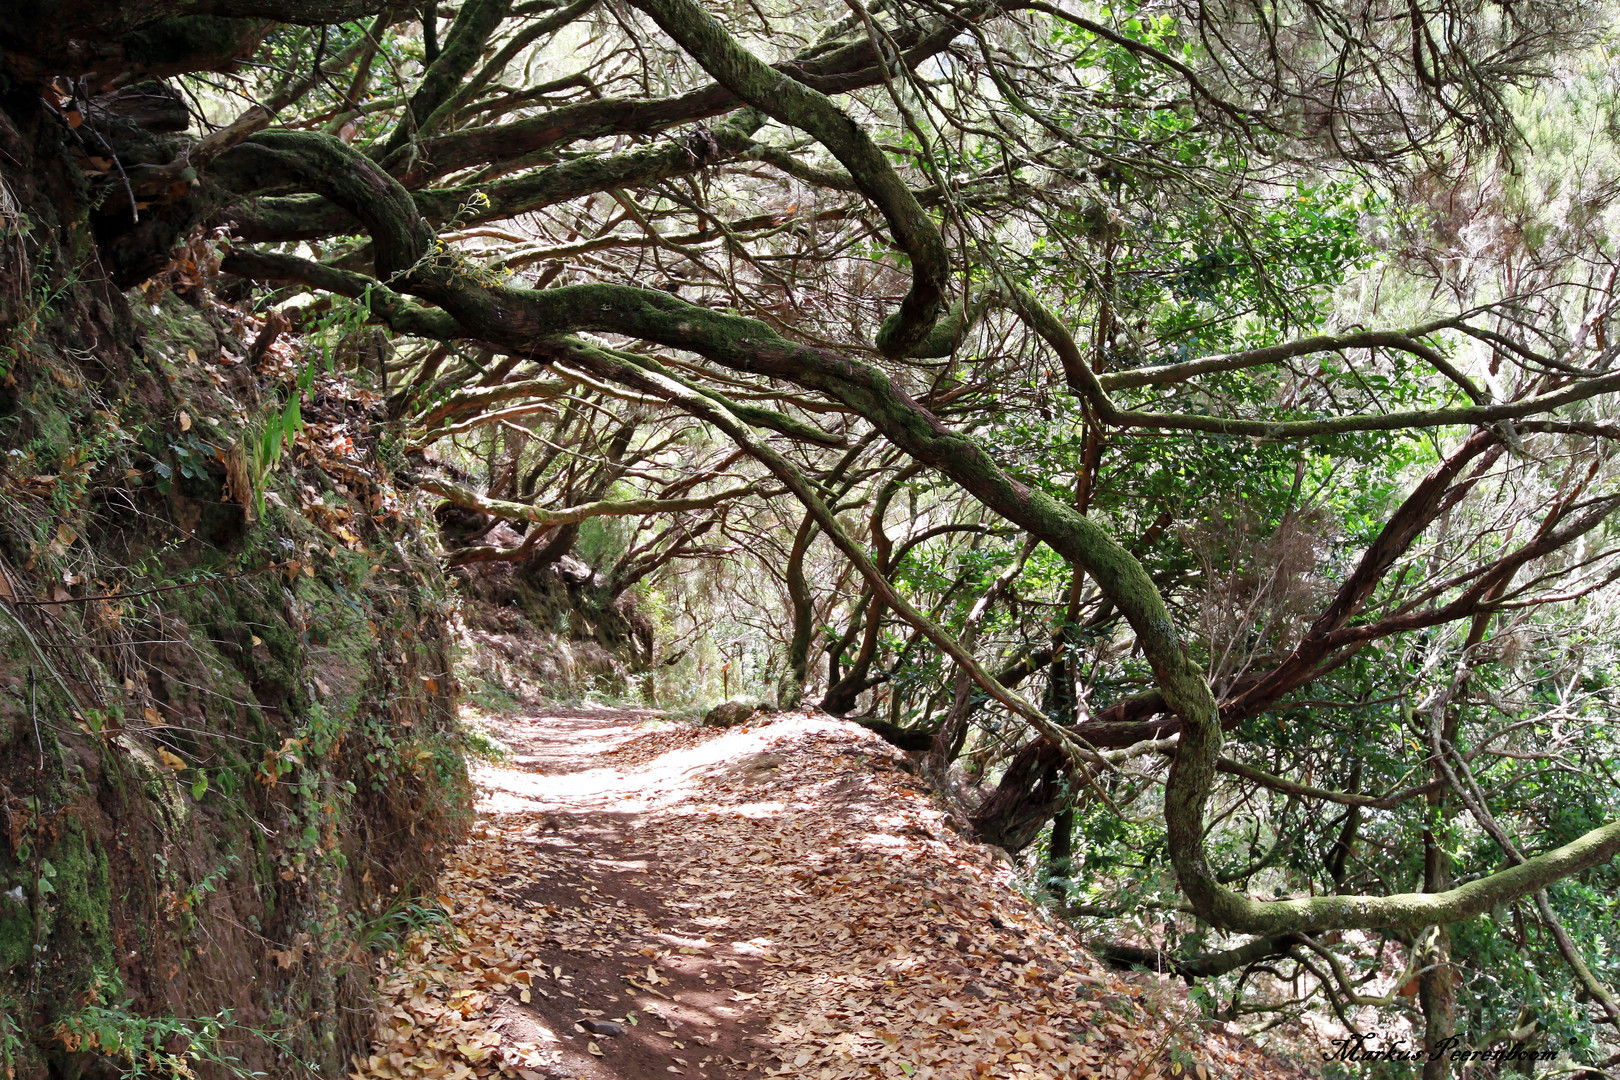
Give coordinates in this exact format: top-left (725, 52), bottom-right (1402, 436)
top-left (349, 706), bottom-right (1323, 1080)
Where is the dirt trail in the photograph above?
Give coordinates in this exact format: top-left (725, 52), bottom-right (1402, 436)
top-left (349, 705), bottom-right (1322, 1080)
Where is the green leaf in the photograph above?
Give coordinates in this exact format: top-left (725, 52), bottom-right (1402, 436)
top-left (259, 422), bottom-right (281, 469)
top-left (282, 395), bottom-right (304, 438)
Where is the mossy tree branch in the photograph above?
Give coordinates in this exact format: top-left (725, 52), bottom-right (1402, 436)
top-left (220, 120), bottom-right (1620, 939)
top-left (626, 0), bottom-right (950, 355)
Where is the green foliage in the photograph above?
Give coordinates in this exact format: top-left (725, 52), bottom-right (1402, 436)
top-left (353, 895), bottom-right (453, 958)
top-left (576, 509), bottom-right (633, 570)
top-left (52, 969), bottom-right (267, 1079)
top-left (0, 1009), bottom-right (23, 1079)
top-left (460, 719), bottom-right (511, 762)
top-left (0, 250), bottom-right (74, 381)
top-left (246, 393), bottom-right (304, 516)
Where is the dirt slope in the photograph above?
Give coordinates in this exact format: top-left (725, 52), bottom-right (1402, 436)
top-left (349, 705), bottom-right (1324, 1080)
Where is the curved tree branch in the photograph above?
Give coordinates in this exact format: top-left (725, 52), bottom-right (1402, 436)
top-left (625, 0), bottom-right (950, 355)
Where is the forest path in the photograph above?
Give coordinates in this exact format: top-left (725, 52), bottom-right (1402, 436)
top-left (348, 704), bottom-right (1318, 1080)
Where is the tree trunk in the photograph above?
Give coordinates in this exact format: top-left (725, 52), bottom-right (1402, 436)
top-left (778, 512), bottom-right (817, 708)
top-left (1048, 807), bottom-right (1075, 901)
top-left (1419, 831), bottom-right (1456, 1080)
top-left (820, 592), bottom-right (883, 714)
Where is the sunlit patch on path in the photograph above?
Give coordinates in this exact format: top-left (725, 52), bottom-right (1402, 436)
top-left (348, 705), bottom-right (1321, 1080)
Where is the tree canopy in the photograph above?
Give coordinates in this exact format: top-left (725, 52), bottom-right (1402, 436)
top-left (7, 0), bottom-right (1620, 1067)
